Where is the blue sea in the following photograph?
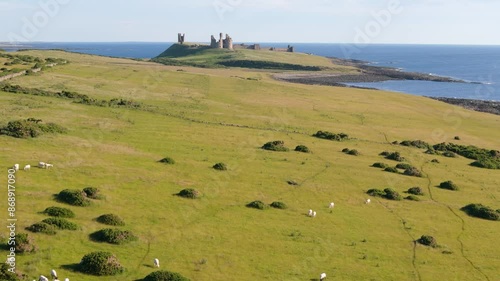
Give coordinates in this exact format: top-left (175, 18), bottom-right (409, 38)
top-left (2, 42), bottom-right (499, 101)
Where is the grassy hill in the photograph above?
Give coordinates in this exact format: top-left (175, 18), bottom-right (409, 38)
top-left (0, 50), bottom-right (499, 281)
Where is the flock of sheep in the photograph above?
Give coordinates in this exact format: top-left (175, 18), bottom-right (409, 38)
top-left (36, 269), bottom-right (68, 281)
top-left (11, 162), bottom-right (53, 171)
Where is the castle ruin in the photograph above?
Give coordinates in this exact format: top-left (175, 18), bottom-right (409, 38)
top-left (211, 33), bottom-right (233, 50)
top-left (177, 33), bottom-right (185, 44)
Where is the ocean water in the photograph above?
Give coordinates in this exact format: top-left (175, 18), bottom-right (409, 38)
top-left (2, 42), bottom-right (499, 101)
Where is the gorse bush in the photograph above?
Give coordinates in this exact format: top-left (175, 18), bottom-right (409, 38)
top-left (383, 188), bottom-right (403, 201)
top-left (90, 228), bottom-right (138, 245)
top-left (246, 201), bottom-right (268, 210)
top-left (433, 142), bottom-right (500, 169)
top-left (418, 235), bottom-right (437, 247)
top-left (83, 187), bottom-right (102, 199)
top-left (0, 263), bottom-right (19, 281)
top-left (42, 206), bottom-right (75, 218)
top-left (439, 181), bottom-right (459, 191)
top-left (372, 162), bottom-right (389, 168)
top-left (407, 187), bottom-right (424, 196)
top-left (395, 163), bottom-right (412, 170)
top-left (42, 218), bottom-right (78, 230)
top-left (143, 270), bottom-right (191, 281)
top-left (347, 149), bottom-right (360, 156)
top-left (57, 189), bottom-right (91, 206)
top-left (159, 157), bottom-right (175, 164)
top-left (384, 152), bottom-right (406, 162)
top-left (0, 119), bottom-right (66, 139)
top-left (213, 162), bottom-right (227, 171)
top-left (26, 222), bottom-right (57, 235)
top-left (404, 167), bottom-right (423, 177)
top-left (342, 148), bottom-right (350, 153)
top-left (14, 233), bottom-right (37, 253)
top-left (405, 195), bottom-right (421, 201)
top-left (399, 140), bottom-right (431, 149)
top-left (384, 167), bottom-right (399, 174)
top-left (366, 189), bottom-right (386, 198)
top-left (78, 251), bottom-right (124, 276)
top-left (177, 189), bottom-right (200, 199)
top-left (461, 204), bottom-right (499, 221)
top-left (295, 145), bottom-right (311, 153)
top-left (262, 140), bottom-right (289, 152)
top-left (96, 214), bottom-right (125, 226)
top-left (270, 201), bottom-right (288, 209)
top-left (442, 151), bottom-right (457, 158)
top-left (313, 131), bottom-right (349, 141)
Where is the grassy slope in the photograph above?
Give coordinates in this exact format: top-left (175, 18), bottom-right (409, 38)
top-left (0, 50), bottom-right (499, 281)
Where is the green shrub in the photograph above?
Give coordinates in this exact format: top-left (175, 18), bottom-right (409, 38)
top-left (404, 167), bottom-right (423, 177)
top-left (246, 201), bottom-right (268, 210)
top-left (83, 187), bottom-right (102, 199)
top-left (78, 251), bottom-right (124, 276)
top-left (42, 218), bottom-right (78, 230)
top-left (90, 228), bottom-right (138, 245)
top-left (417, 235), bottom-right (437, 247)
top-left (379, 151), bottom-right (390, 156)
top-left (372, 162), bottom-right (388, 168)
top-left (405, 195), bottom-right (421, 201)
top-left (425, 149), bottom-right (438, 155)
top-left (270, 201), bottom-right (288, 209)
top-left (0, 263), bottom-right (19, 281)
top-left (177, 188), bottom-right (200, 199)
top-left (431, 159), bottom-right (440, 163)
top-left (144, 270), bottom-right (190, 281)
top-left (407, 187), bottom-right (424, 196)
top-left (14, 233), bottom-right (37, 253)
top-left (262, 140), bottom-right (289, 152)
top-left (342, 148), bottom-right (350, 153)
top-left (348, 149), bottom-right (360, 156)
top-left (26, 222), bottom-right (56, 235)
top-left (366, 189), bottom-right (386, 198)
top-left (42, 206), bottom-right (75, 218)
top-left (385, 152), bottom-right (406, 162)
top-left (57, 189), bottom-right (91, 206)
top-left (295, 145), bottom-right (311, 153)
top-left (461, 204), bottom-right (499, 221)
top-left (213, 163), bottom-right (227, 171)
top-left (384, 167), bottom-right (399, 173)
top-left (439, 181), bottom-right (459, 191)
top-left (0, 119), bottom-right (66, 139)
top-left (399, 140), bottom-right (430, 149)
top-left (432, 142), bottom-right (500, 169)
top-left (384, 188), bottom-right (403, 201)
top-left (159, 157), bottom-right (175, 164)
top-left (313, 131), bottom-right (349, 141)
top-left (442, 151), bottom-right (457, 158)
top-left (395, 163), bottom-right (412, 170)
top-left (96, 214), bottom-right (125, 226)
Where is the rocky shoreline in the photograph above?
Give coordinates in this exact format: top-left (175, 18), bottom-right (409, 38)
top-left (430, 97), bottom-right (500, 116)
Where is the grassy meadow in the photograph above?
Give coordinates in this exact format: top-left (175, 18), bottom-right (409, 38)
top-left (0, 50), bottom-right (499, 281)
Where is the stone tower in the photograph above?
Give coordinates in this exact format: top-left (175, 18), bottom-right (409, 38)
top-left (223, 34), bottom-right (233, 50)
top-left (218, 33), bottom-right (224, 49)
top-left (177, 33), bottom-right (185, 44)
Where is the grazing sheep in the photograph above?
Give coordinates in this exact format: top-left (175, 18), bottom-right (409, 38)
top-left (308, 209), bottom-right (313, 217)
top-left (64, 279), bottom-right (69, 281)
top-left (312, 211), bottom-right (317, 218)
top-left (51, 269), bottom-right (57, 279)
top-left (365, 199), bottom-right (371, 204)
top-left (38, 162), bottom-right (46, 168)
top-left (13, 164), bottom-right (19, 171)
top-left (24, 164), bottom-right (31, 171)
top-left (39, 275), bottom-right (49, 281)
top-left (320, 272), bottom-right (327, 280)
top-left (45, 163), bottom-right (54, 169)
top-left (329, 202), bottom-right (335, 209)
top-left (154, 258), bottom-right (160, 268)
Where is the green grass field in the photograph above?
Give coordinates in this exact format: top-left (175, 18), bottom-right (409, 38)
top-left (0, 50), bottom-right (499, 281)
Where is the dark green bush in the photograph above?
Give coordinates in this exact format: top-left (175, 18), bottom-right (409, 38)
top-left (407, 187), bottom-right (424, 196)
top-left (14, 233), bottom-right (37, 253)
top-left (439, 181), bottom-right (459, 191)
top-left (342, 148), bottom-right (350, 153)
top-left (372, 162), bottom-right (389, 168)
top-left (366, 189), bottom-right (386, 198)
top-left (270, 201), bottom-right (288, 209)
top-left (348, 149), bottom-right (360, 156)
top-left (159, 157), bottom-right (175, 164)
top-left (404, 167), bottom-right (423, 177)
top-left (57, 189), bottom-right (91, 206)
top-left (399, 140), bottom-right (430, 149)
top-left (0, 263), bottom-right (19, 281)
top-left (26, 222), bottom-right (56, 235)
top-left (471, 158), bottom-right (500, 169)
top-left (461, 204), bottom-right (499, 221)
top-left (246, 201), bottom-right (268, 210)
top-left (213, 163), bottom-right (227, 171)
top-left (405, 195), bottom-right (421, 201)
top-left (96, 214), bottom-right (125, 226)
top-left (78, 251), bottom-right (124, 276)
top-left (42, 218), bottom-right (78, 230)
top-left (313, 131), bottom-right (349, 141)
top-left (431, 159), bottom-right (440, 163)
top-left (42, 206), bottom-right (75, 218)
top-left (90, 228), bottom-right (138, 245)
top-left (143, 270), bottom-right (190, 281)
top-left (83, 187), bottom-right (102, 199)
top-left (0, 119), bottom-right (66, 139)
top-left (433, 142), bottom-right (500, 169)
top-left (177, 188), bottom-right (200, 199)
top-left (384, 167), bottom-right (399, 173)
top-left (384, 188), bottom-right (403, 201)
top-left (385, 152), bottom-right (406, 162)
top-left (443, 151), bottom-right (457, 158)
top-left (262, 140), bottom-right (289, 152)
top-left (295, 145), bottom-right (311, 153)
top-left (379, 151), bottom-right (390, 156)
top-left (425, 149), bottom-right (438, 155)
top-left (395, 163), bottom-right (412, 170)
top-left (417, 235), bottom-right (437, 247)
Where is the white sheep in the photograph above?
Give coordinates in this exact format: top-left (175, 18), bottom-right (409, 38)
top-left (38, 162), bottom-right (46, 168)
top-left (24, 164), bottom-right (31, 171)
top-left (320, 272), bottom-right (327, 280)
top-left (64, 278), bottom-right (69, 281)
top-left (38, 275), bottom-right (49, 281)
top-left (13, 164), bottom-right (19, 171)
top-left (45, 163), bottom-right (54, 169)
top-left (365, 199), bottom-right (371, 204)
top-left (154, 258), bottom-right (160, 268)
top-left (308, 209), bottom-right (313, 217)
top-left (329, 202), bottom-right (335, 209)
top-left (312, 211), bottom-right (317, 218)
top-left (50, 269), bottom-right (57, 279)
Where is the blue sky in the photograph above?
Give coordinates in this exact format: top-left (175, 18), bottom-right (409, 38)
top-left (1, 0), bottom-right (499, 44)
